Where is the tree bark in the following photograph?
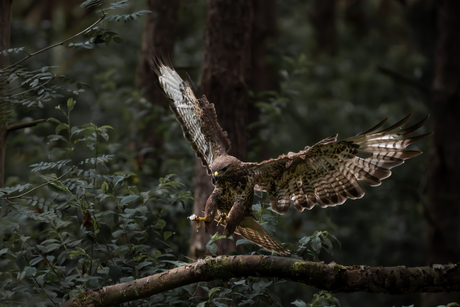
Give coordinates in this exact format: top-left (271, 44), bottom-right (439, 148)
top-left (60, 255), bottom-right (460, 307)
top-left (249, 0), bottom-right (278, 161)
top-left (134, 0), bottom-right (180, 170)
top-left (0, 0), bottom-right (13, 188)
top-left (189, 0), bottom-right (253, 258)
top-left (344, 0), bottom-right (367, 37)
top-left (425, 0), bottom-right (460, 305)
top-left (309, 0), bottom-right (337, 55)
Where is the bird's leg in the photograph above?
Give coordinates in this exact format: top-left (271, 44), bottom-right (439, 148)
top-left (189, 190), bottom-right (218, 232)
top-left (224, 200), bottom-right (245, 236)
top-left (217, 212), bottom-right (228, 225)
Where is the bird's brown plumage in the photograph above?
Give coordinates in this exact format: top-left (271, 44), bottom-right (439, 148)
top-left (154, 56), bottom-right (431, 255)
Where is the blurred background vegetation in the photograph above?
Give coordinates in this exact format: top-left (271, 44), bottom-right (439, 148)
top-left (1, 0), bottom-right (457, 306)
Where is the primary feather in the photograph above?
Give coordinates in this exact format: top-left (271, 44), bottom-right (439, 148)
top-left (251, 114), bottom-right (432, 214)
top-left (153, 56), bottom-right (231, 175)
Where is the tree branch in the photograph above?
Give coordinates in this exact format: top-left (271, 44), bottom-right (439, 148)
top-left (6, 118), bottom-right (45, 133)
top-left (5, 14), bottom-right (105, 69)
top-left (60, 255), bottom-right (460, 307)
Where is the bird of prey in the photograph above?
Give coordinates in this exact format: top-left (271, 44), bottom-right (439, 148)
top-left (153, 56), bottom-right (431, 255)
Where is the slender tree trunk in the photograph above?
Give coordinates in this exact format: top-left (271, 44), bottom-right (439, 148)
top-left (344, 0), bottom-right (367, 37)
top-left (0, 0), bottom-right (13, 188)
top-left (189, 0), bottom-right (253, 258)
top-left (249, 0), bottom-right (278, 161)
top-left (309, 0), bottom-right (337, 55)
top-left (134, 0), bottom-right (180, 170)
top-left (424, 1), bottom-right (460, 306)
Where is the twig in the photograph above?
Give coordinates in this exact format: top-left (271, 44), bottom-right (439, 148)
top-left (6, 14), bottom-right (105, 69)
top-left (376, 65), bottom-right (429, 93)
top-left (31, 275), bottom-right (58, 306)
top-left (7, 119), bottom-right (46, 133)
top-left (2, 165), bottom-right (76, 200)
top-left (5, 76), bottom-right (55, 97)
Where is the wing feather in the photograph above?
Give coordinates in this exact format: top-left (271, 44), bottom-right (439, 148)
top-left (251, 114), bottom-right (431, 214)
top-left (153, 56), bottom-right (231, 174)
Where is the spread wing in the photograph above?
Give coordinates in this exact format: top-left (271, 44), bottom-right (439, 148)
top-left (250, 114), bottom-right (432, 214)
top-left (153, 56), bottom-right (231, 174)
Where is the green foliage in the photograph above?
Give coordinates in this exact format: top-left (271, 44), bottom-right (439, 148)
top-left (190, 278), bottom-right (286, 307)
top-left (0, 100), bottom-right (192, 306)
top-left (206, 232), bottom-right (230, 256)
top-left (296, 231), bottom-right (340, 262)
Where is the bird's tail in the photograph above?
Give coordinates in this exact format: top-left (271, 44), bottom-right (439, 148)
top-left (235, 217), bottom-right (290, 255)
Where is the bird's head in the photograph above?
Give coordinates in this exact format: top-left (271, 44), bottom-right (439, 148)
top-left (211, 155), bottom-right (242, 182)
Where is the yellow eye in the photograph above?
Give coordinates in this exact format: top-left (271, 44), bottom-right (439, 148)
top-left (214, 171), bottom-right (218, 176)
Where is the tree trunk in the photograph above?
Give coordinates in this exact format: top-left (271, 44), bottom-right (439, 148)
top-left (0, 0), bottom-right (13, 188)
top-left (249, 0), bottom-right (278, 161)
top-left (189, 0), bottom-right (253, 258)
top-left (134, 0), bottom-right (180, 170)
top-left (309, 0), bottom-right (337, 56)
top-left (344, 0), bottom-right (367, 37)
top-left (424, 1), bottom-right (460, 306)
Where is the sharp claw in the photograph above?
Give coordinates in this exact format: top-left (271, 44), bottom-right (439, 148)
top-left (188, 214), bottom-right (206, 231)
top-left (217, 212), bottom-right (228, 226)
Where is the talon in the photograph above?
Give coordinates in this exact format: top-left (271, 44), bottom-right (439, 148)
top-left (217, 212), bottom-right (228, 226)
top-left (188, 214), bottom-right (207, 230)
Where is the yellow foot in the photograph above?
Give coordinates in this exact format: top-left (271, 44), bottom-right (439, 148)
top-left (217, 212), bottom-right (228, 226)
top-left (188, 214), bottom-right (207, 231)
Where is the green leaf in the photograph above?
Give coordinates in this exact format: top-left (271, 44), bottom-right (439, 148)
top-left (208, 287), bottom-right (221, 298)
top-left (29, 257), bottom-right (43, 266)
top-left (236, 238), bottom-right (252, 247)
top-left (24, 266), bottom-right (37, 277)
top-left (120, 195), bottom-right (139, 205)
top-left (155, 219), bottom-right (166, 230)
top-left (299, 236), bottom-right (311, 246)
top-left (206, 240), bottom-right (217, 255)
top-left (210, 232), bottom-right (227, 242)
top-left (55, 123), bottom-right (70, 135)
top-left (252, 279), bottom-right (272, 293)
top-left (17, 254), bottom-right (26, 271)
top-left (311, 236), bottom-right (321, 254)
top-left (47, 117), bottom-right (62, 125)
top-left (99, 125), bottom-right (113, 130)
top-left (163, 231), bottom-right (172, 241)
top-left (291, 299), bottom-right (306, 307)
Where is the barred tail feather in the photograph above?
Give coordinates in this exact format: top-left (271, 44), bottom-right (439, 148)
top-left (235, 217), bottom-right (289, 255)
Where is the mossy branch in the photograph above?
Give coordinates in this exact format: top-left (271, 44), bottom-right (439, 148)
top-left (60, 255), bottom-right (460, 307)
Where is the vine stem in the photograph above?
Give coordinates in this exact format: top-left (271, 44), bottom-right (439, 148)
top-left (2, 165), bottom-right (76, 200)
top-left (5, 14), bottom-right (105, 69)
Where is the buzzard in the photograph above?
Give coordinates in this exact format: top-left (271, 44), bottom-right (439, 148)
top-left (153, 56), bottom-right (431, 255)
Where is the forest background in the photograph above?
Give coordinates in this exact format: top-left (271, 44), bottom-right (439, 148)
top-left (1, 0), bottom-right (459, 306)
